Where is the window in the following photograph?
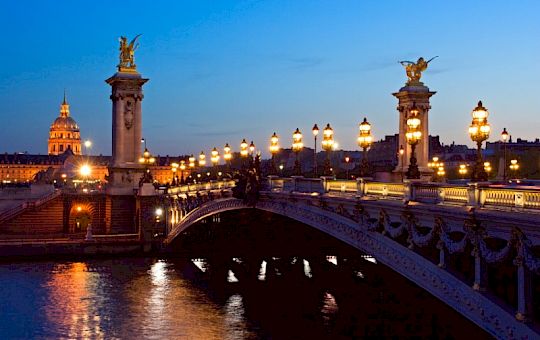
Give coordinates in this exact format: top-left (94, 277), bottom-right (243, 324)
top-left (59, 145), bottom-right (64, 152)
top-left (52, 145), bottom-right (56, 152)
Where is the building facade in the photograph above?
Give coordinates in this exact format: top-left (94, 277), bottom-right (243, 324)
top-left (48, 94), bottom-right (82, 155)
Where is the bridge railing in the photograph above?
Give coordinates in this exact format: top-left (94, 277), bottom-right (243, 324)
top-left (167, 180), bottom-right (235, 195)
top-left (266, 177), bottom-right (540, 211)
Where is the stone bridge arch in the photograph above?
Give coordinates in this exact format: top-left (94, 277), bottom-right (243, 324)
top-left (164, 196), bottom-right (536, 338)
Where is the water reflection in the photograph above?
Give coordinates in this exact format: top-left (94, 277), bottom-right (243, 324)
top-left (0, 257), bottom-right (486, 339)
top-left (45, 262), bottom-right (106, 339)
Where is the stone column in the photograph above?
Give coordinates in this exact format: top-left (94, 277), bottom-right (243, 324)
top-left (393, 84), bottom-right (436, 179)
top-left (134, 96), bottom-right (143, 165)
top-left (112, 96), bottom-right (124, 166)
top-left (106, 72), bottom-right (149, 195)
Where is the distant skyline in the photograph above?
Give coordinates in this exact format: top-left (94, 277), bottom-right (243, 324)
top-left (1, 1), bottom-right (539, 157)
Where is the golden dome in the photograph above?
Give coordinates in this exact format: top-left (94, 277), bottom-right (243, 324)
top-left (48, 92), bottom-right (82, 155)
top-left (51, 116), bottom-right (79, 131)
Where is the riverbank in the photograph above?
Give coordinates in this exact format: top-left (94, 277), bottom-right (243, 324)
top-left (0, 236), bottom-right (157, 260)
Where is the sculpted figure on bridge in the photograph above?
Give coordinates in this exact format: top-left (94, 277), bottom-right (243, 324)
top-left (118, 34), bottom-right (141, 72)
top-left (399, 56), bottom-right (438, 85)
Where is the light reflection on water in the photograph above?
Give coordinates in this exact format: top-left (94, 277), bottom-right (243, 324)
top-left (0, 257), bottom-right (485, 339)
top-left (0, 259), bottom-right (261, 339)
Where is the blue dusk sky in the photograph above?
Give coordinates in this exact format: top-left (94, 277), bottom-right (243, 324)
top-left (0, 1), bottom-right (539, 157)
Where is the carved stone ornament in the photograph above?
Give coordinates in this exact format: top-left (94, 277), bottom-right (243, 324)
top-left (124, 100), bottom-right (134, 130)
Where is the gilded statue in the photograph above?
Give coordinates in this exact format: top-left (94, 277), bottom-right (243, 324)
top-left (399, 56), bottom-right (438, 85)
top-left (118, 34), bottom-right (141, 72)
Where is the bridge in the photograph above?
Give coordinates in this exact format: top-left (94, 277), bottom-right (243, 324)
top-left (160, 177), bottom-right (540, 338)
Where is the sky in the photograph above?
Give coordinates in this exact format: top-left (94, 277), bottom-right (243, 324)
top-left (1, 1), bottom-right (539, 157)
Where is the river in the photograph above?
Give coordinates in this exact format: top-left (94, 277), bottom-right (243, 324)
top-left (0, 256), bottom-right (487, 339)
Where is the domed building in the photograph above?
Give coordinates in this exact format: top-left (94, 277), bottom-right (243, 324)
top-left (48, 93), bottom-right (81, 155)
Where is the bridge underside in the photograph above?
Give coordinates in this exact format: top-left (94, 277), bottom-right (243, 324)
top-left (165, 195), bottom-right (538, 338)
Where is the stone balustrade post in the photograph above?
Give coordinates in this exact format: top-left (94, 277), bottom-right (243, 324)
top-left (403, 180), bottom-right (414, 202)
top-left (514, 254), bottom-right (533, 321)
top-left (356, 178), bottom-right (366, 197)
top-left (467, 183), bottom-right (479, 207)
top-left (472, 247), bottom-right (487, 291)
top-left (320, 176), bottom-right (333, 193)
top-left (291, 176), bottom-right (304, 192)
top-left (436, 240), bottom-right (446, 268)
top-left (437, 187), bottom-right (445, 204)
top-left (267, 175), bottom-right (278, 191)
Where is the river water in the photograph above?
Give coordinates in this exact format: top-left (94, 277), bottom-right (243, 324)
top-left (0, 257), bottom-right (487, 339)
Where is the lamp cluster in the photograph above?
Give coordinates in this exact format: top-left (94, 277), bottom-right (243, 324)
top-left (405, 104), bottom-right (422, 179)
top-left (468, 101), bottom-right (491, 182)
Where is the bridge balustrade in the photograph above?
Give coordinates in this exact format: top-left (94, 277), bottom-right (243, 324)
top-left (164, 177), bottom-right (540, 336)
top-left (266, 177), bottom-right (540, 211)
top-left (168, 180), bottom-right (235, 195)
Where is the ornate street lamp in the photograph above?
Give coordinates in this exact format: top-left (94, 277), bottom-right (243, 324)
top-left (240, 139), bottom-right (249, 158)
top-left (312, 124), bottom-right (319, 177)
top-left (484, 161), bottom-right (492, 176)
top-left (223, 143), bottom-right (232, 172)
top-left (292, 128), bottom-right (303, 176)
top-left (269, 132), bottom-right (279, 175)
top-left (249, 141), bottom-right (256, 155)
top-left (405, 104), bottom-right (422, 179)
top-left (138, 147), bottom-right (156, 183)
top-left (171, 162), bottom-right (179, 185)
top-left (188, 155), bottom-right (196, 183)
top-left (501, 128), bottom-right (509, 182)
top-left (321, 123), bottom-right (334, 176)
top-left (428, 156), bottom-right (444, 181)
top-left (211, 147), bottom-right (220, 177)
top-left (179, 160), bottom-right (186, 184)
top-left (344, 156), bottom-right (350, 179)
top-left (468, 101), bottom-right (491, 182)
top-left (458, 164), bottom-right (468, 179)
top-left (357, 117), bottom-right (373, 177)
top-left (509, 159), bottom-right (519, 179)
top-left (398, 145), bottom-right (405, 182)
top-left (199, 151), bottom-right (206, 167)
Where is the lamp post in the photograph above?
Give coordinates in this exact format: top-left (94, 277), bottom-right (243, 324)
top-left (249, 141), bottom-right (256, 156)
top-left (509, 159), bottom-right (519, 179)
top-left (171, 162), bottom-right (179, 185)
top-left (321, 123), bottom-right (334, 176)
top-left (84, 140), bottom-right (92, 156)
top-left (179, 160), bottom-right (186, 184)
top-left (357, 117), bottom-right (373, 177)
top-left (459, 164), bottom-right (468, 179)
top-left (345, 156), bottom-right (350, 179)
top-left (138, 147), bottom-right (156, 183)
top-left (501, 128), bottom-right (509, 182)
top-left (240, 138), bottom-right (248, 163)
top-left (269, 132), bottom-right (279, 175)
top-left (437, 164), bottom-right (446, 180)
top-left (141, 138), bottom-right (147, 150)
top-left (211, 147), bottom-right (220, 178)
top-left (188, 155), bottom-right (196, 183)
top-left (398, 145), bottom-right (405, 182)
top-left (484, 161), bottom-right (492, 177)
top-left (223, 143), bottom-right (232, 173)
top-left (468, 101), bottom-right (491, 182)
top-left (405, 104), bottom-right (422, 179)
top-left (292, 128), bottom-right (303, 176)
top-left (199, 151), bottom-right (206, 167)
top-left (428, 156), bottom-right (444, 182)
top-left (312, 124), bottom-right (319, 177)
